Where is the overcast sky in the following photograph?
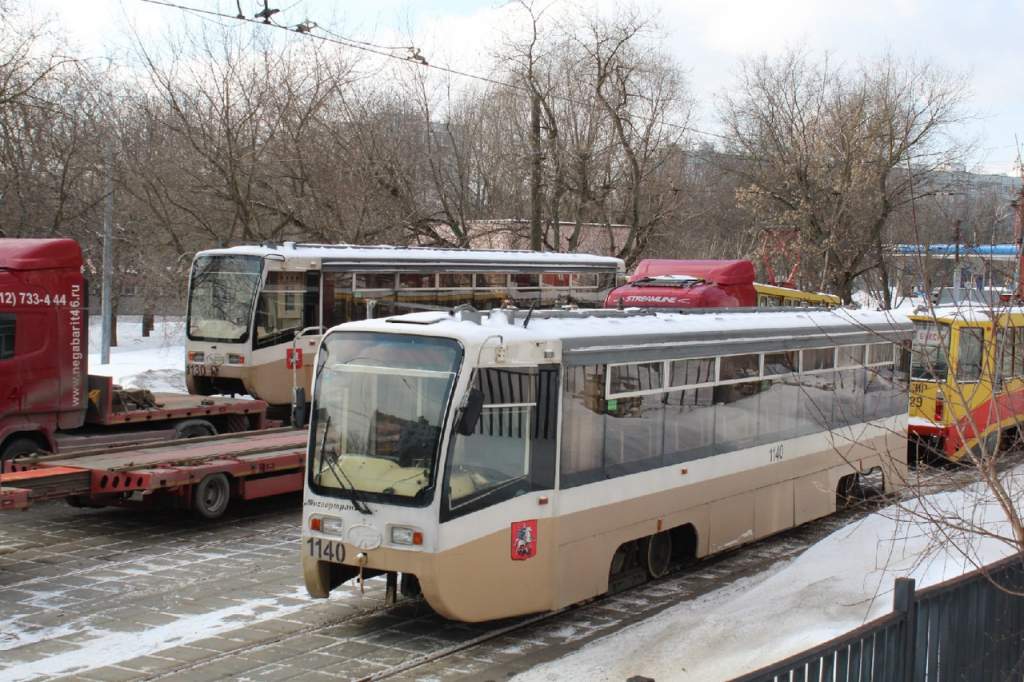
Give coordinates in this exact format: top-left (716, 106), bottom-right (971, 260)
top-left (32, 0), bottom-right (1024, 175)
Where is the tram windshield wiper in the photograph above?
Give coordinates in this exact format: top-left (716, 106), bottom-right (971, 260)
top-left (324, 448), bottom-right (374, 515)
top-left (313, 413), bottom-right (373, 515)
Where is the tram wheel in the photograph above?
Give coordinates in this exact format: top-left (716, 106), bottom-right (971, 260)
top-left (641, 531), bottom-right (672, 579)
top-left (610, 544), bottom-right (631, 576)
top-left (836, 473), bottom-right (862, 509)
top-left (303, 553), bottom-right (332, 598)
top-left (193, 473), bottom-right (231, 519)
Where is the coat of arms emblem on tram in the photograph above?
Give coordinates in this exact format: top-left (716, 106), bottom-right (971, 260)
top-left (510, 520), bottom-right (538, 560)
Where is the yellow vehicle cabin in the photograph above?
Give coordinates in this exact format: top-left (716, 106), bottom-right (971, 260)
top-left (908, 305), bottom-right (1024, 461)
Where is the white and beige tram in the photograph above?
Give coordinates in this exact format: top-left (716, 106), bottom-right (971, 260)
top-left (184, 243), bottom-right (623, 408)
top-left (301, 306), bottom-right (912, 622)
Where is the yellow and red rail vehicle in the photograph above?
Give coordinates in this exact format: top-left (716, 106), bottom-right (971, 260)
top-left (908, 305), bottom-right (1024, 460)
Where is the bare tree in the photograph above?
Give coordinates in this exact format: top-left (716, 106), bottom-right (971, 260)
top-left (719, 48), bottom-right (970, 305)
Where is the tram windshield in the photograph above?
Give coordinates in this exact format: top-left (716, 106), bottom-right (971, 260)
top-left (911, 320), bottom-right (950, 381)
top-left (309, 332), bottom-right (461, 504)
top-left (187, 255), bottom-right (262, 342)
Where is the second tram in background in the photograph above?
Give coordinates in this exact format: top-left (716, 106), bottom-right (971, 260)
top-left (300, 306), bottom-right (910, 622)
top-left (185, 243), bottom-right (623, 410)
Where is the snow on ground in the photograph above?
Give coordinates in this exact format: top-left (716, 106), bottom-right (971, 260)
top-left (87, 315), bottom-right (187, 393)
top-left (1, 586), bottom-right (324, 681)
top-left (516, 472), bottom-right (1022, 682)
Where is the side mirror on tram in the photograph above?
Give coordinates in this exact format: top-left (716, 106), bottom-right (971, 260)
top-left (455, 388), bottom-right (484, 436)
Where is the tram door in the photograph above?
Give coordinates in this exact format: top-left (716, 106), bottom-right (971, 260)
top-left (441, 365), bottom-right (560, 616)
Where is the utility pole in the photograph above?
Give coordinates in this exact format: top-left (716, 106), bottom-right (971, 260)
top-left (952, 218), bottom-right (962, 304)
top-left (529, 89), bottom-right (542, 252)
top-left (100, 139), bottom-right (114, 365)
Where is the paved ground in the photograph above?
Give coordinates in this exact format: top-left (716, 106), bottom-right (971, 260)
top-left (0, 489), bottom-right (876, 682)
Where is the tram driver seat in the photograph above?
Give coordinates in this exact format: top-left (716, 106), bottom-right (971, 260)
top-left (395, 417), bottom-right (439, 468)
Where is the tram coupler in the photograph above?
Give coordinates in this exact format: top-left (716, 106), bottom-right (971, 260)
top-left (385, 571), bottom-right (398, 605)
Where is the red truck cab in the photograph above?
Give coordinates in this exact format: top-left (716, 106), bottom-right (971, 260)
top-left (604, 259), bottom-right (758, 309)
top-left (0, 239), bottom-right (87, 457)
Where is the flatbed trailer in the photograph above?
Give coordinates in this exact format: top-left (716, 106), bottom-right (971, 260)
top-left (0, 427), bottom-right (307, 518)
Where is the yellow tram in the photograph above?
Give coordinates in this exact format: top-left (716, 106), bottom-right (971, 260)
top-left (908, 305), bottom-right (1024, 460)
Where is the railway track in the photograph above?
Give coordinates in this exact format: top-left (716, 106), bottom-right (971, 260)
top-left (139, 499), bottom-right (897, 681)
top-left (1, 459), bottom-right (1002, 682)
top-left (139, 460), bottom-right (1004, 682)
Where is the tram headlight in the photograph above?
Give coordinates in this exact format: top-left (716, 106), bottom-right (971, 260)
top-left (390, 526), bottom-right (423, 546)
top-left (188, 351), bottom-right (204, 363)
top-left (310, 515), bottom-right (344, 536)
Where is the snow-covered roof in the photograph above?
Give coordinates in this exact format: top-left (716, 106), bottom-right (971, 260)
top-left (196, 243), bottom-right (624, 271)
top-left (910, 303), bottom-right (1024, 323)
top-left (333, 307), bottom-right (912, 365)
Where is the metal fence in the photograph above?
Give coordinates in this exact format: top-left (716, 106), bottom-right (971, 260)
top-left (731, 553), bottom-right (1024, 682)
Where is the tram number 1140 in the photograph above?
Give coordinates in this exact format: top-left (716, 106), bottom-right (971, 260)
top-left (306, 537), bottom-right (346, 563)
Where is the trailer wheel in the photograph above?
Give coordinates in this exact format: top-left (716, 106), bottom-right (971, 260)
top-left (193, 473), bottom-right (231, 519)
top-left (175, 419), bottom-right (217, 439)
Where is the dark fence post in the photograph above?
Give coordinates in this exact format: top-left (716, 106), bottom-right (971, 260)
top-left (894, 577), bottom-right (917, 682)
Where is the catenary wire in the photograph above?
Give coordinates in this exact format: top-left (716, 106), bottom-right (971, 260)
top-left (137, 0), bottom-right (729, 142)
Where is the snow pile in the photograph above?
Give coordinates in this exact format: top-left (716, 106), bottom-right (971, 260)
top-left (516, 472), bottom-right (1022, 682)
top-left (87, 315), bottom-right (187, 393)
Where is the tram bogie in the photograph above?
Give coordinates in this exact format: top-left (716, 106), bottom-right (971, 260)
top-left (302, 306), bottom-right (911, 622)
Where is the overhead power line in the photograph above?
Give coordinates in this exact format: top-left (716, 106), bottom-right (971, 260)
top-left (137, 0), bottom-right (728, 142)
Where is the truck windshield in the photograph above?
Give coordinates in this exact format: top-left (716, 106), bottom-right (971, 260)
top-left (187, 255), bottom-right (262, 342)
top-left (911, 320), bottom-right (951, 381)
top-left (309, 332), bottom-right (461, 505)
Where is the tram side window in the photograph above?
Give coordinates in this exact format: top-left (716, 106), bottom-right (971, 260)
top-left (254, 271), bottom-right (319, 349)
top-left (604, 392), bottom-right (664, 476)
top-left (663, 386), bottom-right (716, 462)
top-left (560, 365), bottom-right (607, 487)
top-left (713, 380), bottom-right (766, 450)
top-left (956, 328), bottom-right (984, 383)
top-left (0, 313), bottom-right (14, 359)
top-left (865, 363), bottom-right (896, 421)
top-left (832, 369), bottom-right (865, 426)
top-left (1015, 328), bottom-right (1024, 378)
top-left (446, 367), bottom-right (557, 516)
top-left (609, 362), bottom-right (664, 395)
top-left (758, 378), bottom-right (805, 441)
top-left (558, 344), bottom-right (906, 491)
top-left (998, 328), bottom-right (1014, 382)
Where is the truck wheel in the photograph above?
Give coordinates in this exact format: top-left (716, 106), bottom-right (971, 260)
top-left (1, 437), bottom-right (44, 463)
top-left (175, 419), bottom-right (217, 439)
top-left (193, 473), bottom-right (230, 519)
